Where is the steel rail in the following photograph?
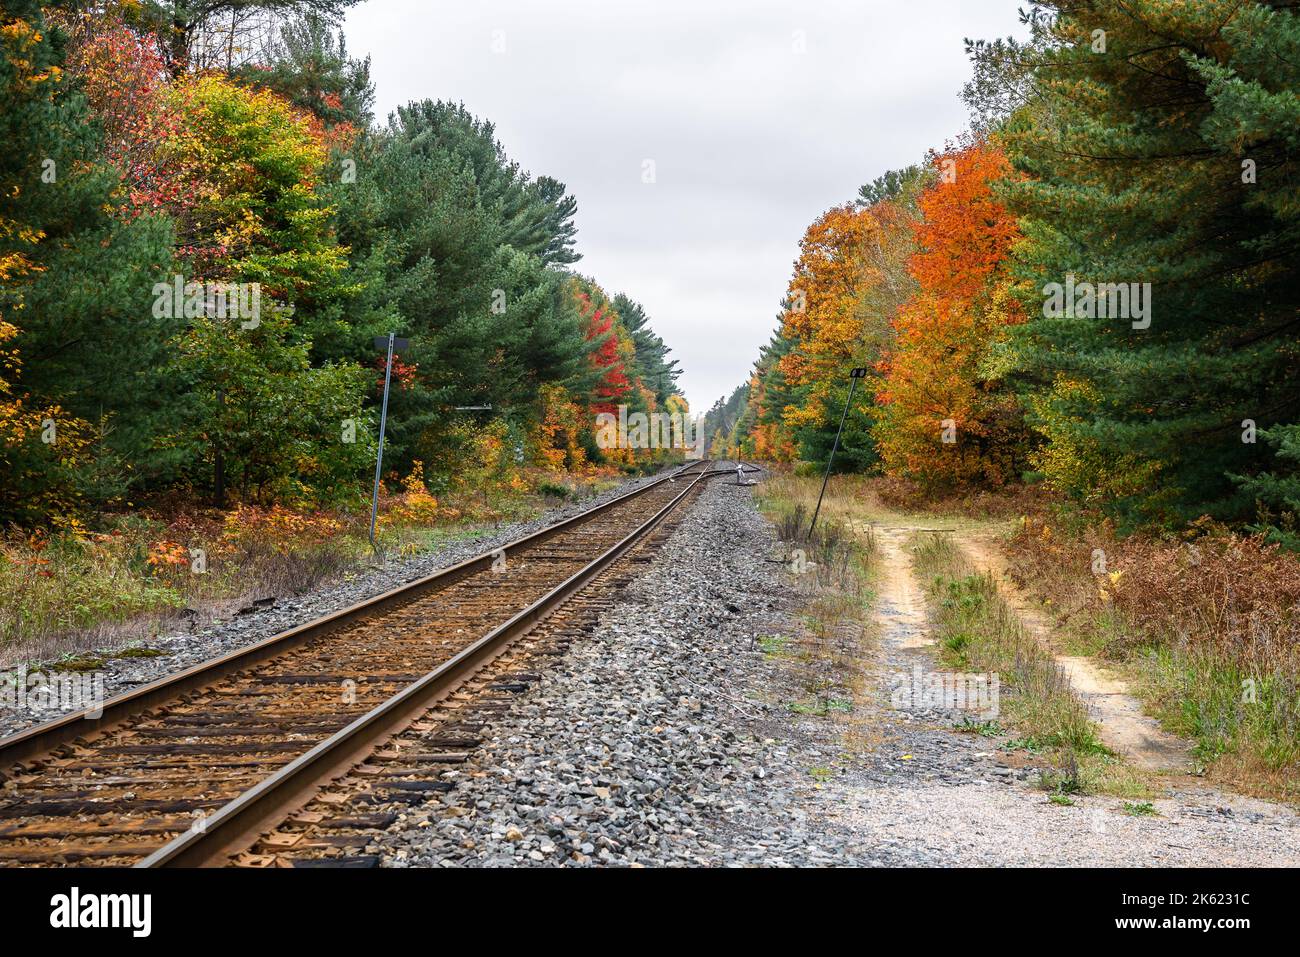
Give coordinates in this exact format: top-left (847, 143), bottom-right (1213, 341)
top-left (0, 460), bottom-right (713, 768)
top-left (139, 464), bottom-right (715, 866)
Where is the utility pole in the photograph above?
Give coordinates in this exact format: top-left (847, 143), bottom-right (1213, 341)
top-left (807, 367), bottom-right (867, 540)
top-left (369, 333), bottom-right (409, 553)
top-left (214, 388), bottom-right (226, 508)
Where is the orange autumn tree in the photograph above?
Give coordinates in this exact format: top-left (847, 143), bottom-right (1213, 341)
top-left (746, 364), bottom-right (796, 461)
top-left (873, 142), bottom-right (1028, 488)
top-left (766, 192), bottom-right (923, 467)
top-left (778, 204), bottom-right (881, 433)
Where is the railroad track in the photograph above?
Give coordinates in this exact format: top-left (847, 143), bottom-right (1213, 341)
top-left (0, 460), bottom-right (730, 867)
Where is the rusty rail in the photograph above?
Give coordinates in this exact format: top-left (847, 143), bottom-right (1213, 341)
top-left (139, 463), bottom-right (712, 866)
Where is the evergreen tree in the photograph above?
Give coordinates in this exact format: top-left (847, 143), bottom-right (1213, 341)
top-left (612, 293), bottom-right (681, 405)
top-left (983, 0), bottom-right (1300, 525)
top-left (1236, 426), bottom-right (1300, 549)
top-left (1, 0), bottom-right (180, 512)
top-left (235, 10), bottom-right (374, 129)
top-left (333, 104), bottom-right (595, 477)
top-left (390, 100), bottom-right (582, 267)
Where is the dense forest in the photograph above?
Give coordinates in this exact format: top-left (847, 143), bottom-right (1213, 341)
top-left (1, 0), bottom-right (685, 532)
top-left (720, 0), bottom-right (1300, 539)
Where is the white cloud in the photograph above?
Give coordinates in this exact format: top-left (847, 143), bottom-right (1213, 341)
top-left (344, 0), bottom-right (1031, 410)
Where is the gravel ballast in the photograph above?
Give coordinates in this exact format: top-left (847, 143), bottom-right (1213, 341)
top-left (383, 473), bottom-right (868, 867)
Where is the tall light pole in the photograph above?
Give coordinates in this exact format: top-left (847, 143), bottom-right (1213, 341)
top-left (806, 366), bottom-right (867, 540)
top-left (369, 333), bottom-right (409, 553)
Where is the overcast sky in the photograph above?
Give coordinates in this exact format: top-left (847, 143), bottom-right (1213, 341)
top-left (342, 0), bottom-right (1030, 412)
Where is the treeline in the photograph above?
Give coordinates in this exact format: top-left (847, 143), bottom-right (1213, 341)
top-left (700, 382), bottom-right (751, 458)
top-left (0, 0), bottom-right (682, 528)
top-left (727, 0), bottom-right (1300, 535)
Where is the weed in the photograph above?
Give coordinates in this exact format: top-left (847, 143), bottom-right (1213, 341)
top-left (1008, 511), bottom-right (1300, 800)
top-left (789, 697), bottom-right (854, 716)
top-left (1122, 801), bottom-right (1158, 817)
top-left (50, 654), bottom-right (105, 673)
top-left (913, 540), bottom-right (1104, 757)
top-left (536, 480), bottom-right (570, 500)
top-left (1040, 750), bottom-right (1083, 795)
top-left (956, 717), bottom-right (1003, 737)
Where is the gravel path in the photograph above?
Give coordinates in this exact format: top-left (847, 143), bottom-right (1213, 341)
top-left (822, 519), bottom-right (1300, 867)
top-left (0, 471), bottom-right (670, 738)
top-left (381, 472), bottom-right (1300, 867)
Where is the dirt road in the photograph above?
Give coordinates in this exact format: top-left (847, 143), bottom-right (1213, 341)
top-left (810, 508), bottom-right (1300, 866)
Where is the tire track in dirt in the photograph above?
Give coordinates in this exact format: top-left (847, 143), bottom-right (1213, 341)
top-left (871, 527), bottom-right (932, 651)
top-left (958, 533), bottom-right (1193, 773)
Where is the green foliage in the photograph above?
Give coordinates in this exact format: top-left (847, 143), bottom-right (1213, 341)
top-left (613, 293), bottom-right (682, 405)
top-left (856, 163), bottom-right (928, 208)
top-left (173, 307), bottom-right (373, 504)
top-left (4, 6), bottom-right (681, 530)
top-left (163, 73), bottom-right (352, 337)
top-left (0, 0), bottom-right (179, 518)
top-left (330, 110), bottom-right (591, 478)
top-left (234, 11), bottom-right (373, 128)
top-left (987, 1), bottom-right (1300, 527)
top-left (389, 100), bottom-right (581, 267)
top-left (1236, 426), bottom-right (1300, 549)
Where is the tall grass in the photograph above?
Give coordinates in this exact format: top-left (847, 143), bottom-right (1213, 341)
top-left (909, 531), bottom-right (1113, 791)
top-left (755, 473), bottom-right (878, 593)
top-left (751, 472), bottom-right (878, 737)
top-left (0, 470), bottom-right (611, 667)
top-left (1009, 513), bottom-right (1300, 799)
top-left (0, 517), bottom-right (365, 666)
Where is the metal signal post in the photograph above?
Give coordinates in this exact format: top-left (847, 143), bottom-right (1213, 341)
top-left (806, 366), bottom-right (868, 541)
top-left (370, 334), bottom-right (410, 552)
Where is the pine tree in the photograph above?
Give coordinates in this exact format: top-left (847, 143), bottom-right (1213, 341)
top-left (983, 0), bottom-right (1300, 525)
top-left (1, 0), bottom-right (180, 515)
top-left (234, 10), bottom-right (374, 130)
top-left (331, 103), bottom-right (599, 478)
top-left (612, 293), bottom-right (682, 406)
top-left (390, 100), bottom-right (581, 267)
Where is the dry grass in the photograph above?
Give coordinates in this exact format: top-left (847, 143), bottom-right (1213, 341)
top-left (1006, 511), bottom-right (1300, 801)
top-left (0, 469), bottom-right (623, 668)
top-left (755, 472), bottom-right (879, 593)
top-left (871, 475), bottom-right (1047, 520)
top-left (752, 472), bottom-right (879, 751)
